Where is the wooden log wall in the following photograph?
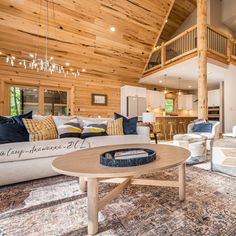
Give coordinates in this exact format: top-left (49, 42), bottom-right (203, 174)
top-left (0, 61), bottom-right (151, 117)
top-left (0, 0), bottom-right (174, 117)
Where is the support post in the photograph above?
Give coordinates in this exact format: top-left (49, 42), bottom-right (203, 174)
top-left (161, 42), bottom-right (166, 67)
top-left (197, 0), bottom-right (208, 119)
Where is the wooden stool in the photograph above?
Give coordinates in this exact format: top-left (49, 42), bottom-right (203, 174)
top-left (168, 121), bottom-right (176, 140)
top-left (178, 121), bottom-right (186, 134)
top-left (152, 122), bottom-right (164, 143)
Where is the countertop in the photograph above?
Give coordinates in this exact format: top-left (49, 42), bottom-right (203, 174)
top-left (155, 116), bottom-right (197, 118)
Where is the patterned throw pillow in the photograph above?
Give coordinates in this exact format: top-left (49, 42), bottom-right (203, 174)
top-left (107, 118), bottom-right (124, 135)
top-left (81, 123), bottom-right (107, 139)
top-left (23, 115), bottom-right (58, 141)
top-left (57, 119), bottom-right (82, 138)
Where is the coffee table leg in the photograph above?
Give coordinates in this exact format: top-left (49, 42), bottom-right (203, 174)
top-left (179, 163), bottom-right (186, 201)
top-left (87, 178), bottom-right (99, 235)
top-left (80, 177), bottom-right (87, 192)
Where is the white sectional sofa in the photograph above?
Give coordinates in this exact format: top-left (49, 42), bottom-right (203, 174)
top-left (0, 116), bottom-right (150, 186)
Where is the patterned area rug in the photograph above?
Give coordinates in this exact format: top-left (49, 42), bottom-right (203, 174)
top-left (0, 166), bottom-right (236, 236)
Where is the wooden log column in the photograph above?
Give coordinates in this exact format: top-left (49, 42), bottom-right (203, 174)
top-left (197, 0), bottom-right (208, 119)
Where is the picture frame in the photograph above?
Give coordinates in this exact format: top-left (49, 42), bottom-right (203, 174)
top-left (91, 93), bottom-right (108, 106)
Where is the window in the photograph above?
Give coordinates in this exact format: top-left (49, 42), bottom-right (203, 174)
top-left (9, 85), bottom-right (70, 115)
top-left (44, 89), bottom-right (68, 115)
top-left (165, 98), bottom-right (174, 113)
top-left (10, 86), bottom-right (39, 116)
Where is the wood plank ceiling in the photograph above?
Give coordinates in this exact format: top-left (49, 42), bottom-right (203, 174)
top-left (159, 0), bottom-right (197, 43)
top-left (0, 0), bottom-right (174, 82)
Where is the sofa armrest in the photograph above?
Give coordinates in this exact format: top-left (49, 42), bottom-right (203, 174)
top-left (137, 126), bottom-right (150, 138)
top-left (187, 123), bottom-right (194, 133)
top-left (233, 126), bottom-right (236, 137)
top-left (212, 122), bottom-right (220, 139)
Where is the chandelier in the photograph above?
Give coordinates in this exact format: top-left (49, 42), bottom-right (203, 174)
top-left (1, 0), bottom-right (81, 78)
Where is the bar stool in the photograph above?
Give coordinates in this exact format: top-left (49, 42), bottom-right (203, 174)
top-left (178, 121), bottom-right (186, 134)
top-left (152, 122), bottom-right (163, 143)
top-left (167, 121), bottom-right (176, 140)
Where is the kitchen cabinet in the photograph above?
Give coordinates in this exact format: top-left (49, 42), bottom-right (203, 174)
top-left (208, 89), bottom-right (220, 107)
top-left (146, 90), bottom-right (165, 109)
top-left (178, 94), bottom-right (193, 110)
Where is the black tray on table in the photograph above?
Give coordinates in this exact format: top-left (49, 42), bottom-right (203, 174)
top-left (100, 148), bottom-right (156, 167)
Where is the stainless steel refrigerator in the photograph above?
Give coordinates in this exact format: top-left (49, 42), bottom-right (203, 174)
top-left (127, 96), bottom-right (146, 117)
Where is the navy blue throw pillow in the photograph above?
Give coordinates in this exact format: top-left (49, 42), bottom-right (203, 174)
top-left (114, 113), bottom-right (138, 135)
top-left (0, 111), bottom-right (32, 144)
top-left (192, 122), bottom-right (213, 133)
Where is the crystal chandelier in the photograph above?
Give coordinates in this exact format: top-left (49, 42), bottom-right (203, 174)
top-left (1, 0), bottom-right (81, 78)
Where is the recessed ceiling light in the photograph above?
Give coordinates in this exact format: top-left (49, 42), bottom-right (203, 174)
top-left (165, 19), bottom-right (168, 23)
top-left (65, 62), bottom-right (70, 66)
top-left (110, 26), bottom-right (116, 32)
top-left (82, 68), bottom-right (86, 72)
top-left (188, 85), bottom-right (192, 89)
top-left (159, 80), bottom-right (163, 83)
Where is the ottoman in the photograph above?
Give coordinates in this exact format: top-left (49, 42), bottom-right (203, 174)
top-left (173, 134), bottom-right (207, 165)
top-left (212, 138), bottom-right (236, 176)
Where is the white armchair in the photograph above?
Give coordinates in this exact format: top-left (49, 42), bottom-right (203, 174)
top-left (187, 121), bottom-right (220, 150)
top-left (233, 125), bottom-right (236, 138)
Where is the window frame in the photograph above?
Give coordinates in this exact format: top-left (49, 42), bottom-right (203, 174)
top-left (165, 98), bottom-right (175, 113)
top-left (7, 84), bottom-right (71, 115)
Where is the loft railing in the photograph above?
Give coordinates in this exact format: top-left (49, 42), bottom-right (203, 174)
top-left (232, 41), bottom-right (236, 59)
top-left (144, 24), bottom-right (236, 75)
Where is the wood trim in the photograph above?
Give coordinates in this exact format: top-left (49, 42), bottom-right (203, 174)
top-left (207, 48), bottom-right (228, 59)
top-left (0, 80), bottom-right (4, 115)
top-left (142, 0), bottom-right (176, 74)
top-left (142, 51), bottom-right (197, 77)
top-left (165, 49), bottom-right (197, 65)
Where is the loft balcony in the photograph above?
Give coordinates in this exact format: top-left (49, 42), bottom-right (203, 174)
top-left (142, 24), bottom-right (236, 77)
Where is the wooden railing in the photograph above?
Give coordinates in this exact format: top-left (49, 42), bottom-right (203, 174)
top-left (207, 25), bottom-right (228, 57)
top-left (144, 24), bottom-right (236, 75)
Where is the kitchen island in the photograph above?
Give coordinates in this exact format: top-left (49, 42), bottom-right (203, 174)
top-left (154, 116), bottom-right (197, 140)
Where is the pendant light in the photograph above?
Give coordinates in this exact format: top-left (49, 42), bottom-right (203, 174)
top-left (164, 74), bottom-right (168, 94)
top-left (177, 77), bottom-right (182, 96)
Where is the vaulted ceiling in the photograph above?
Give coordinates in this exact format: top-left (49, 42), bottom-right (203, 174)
top-left (159, 0), bottom-right (197, 42)
top-left (0, 0), bottom-right (174, 82)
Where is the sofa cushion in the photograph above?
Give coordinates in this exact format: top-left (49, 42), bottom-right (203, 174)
top-left (107, 118), bottom-right (124, 135)
top-left (192, 122), bottom-right (213, 133)
top-left (23, 115), bottom-right (58, 141)
top-left (0, 138), bottom-right (89, 163)
top-left (81, 123), bottom-right (108, 139)
top-left (58, 119), bottom-right (82, 138)
top-left (114, 113), bottom-right (138, 135)
top-left (86, 135), bottom-right (150, 148)
top-left (0, 111), bottom-right (32, 144)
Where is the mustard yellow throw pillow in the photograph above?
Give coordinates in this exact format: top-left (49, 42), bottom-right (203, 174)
top-left (107, 118), bottom-right (124, 135)
top-left (23, 115), bottom-right (58, 141)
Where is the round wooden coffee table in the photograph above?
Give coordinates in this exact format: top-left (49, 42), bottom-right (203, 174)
top-left (52, 144), bottom-right (190, 235)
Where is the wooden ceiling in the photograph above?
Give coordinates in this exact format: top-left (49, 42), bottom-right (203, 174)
top-left (159, 0), bottom-right (197, 42)
top-left (0, 0), bottom-right (174, 82)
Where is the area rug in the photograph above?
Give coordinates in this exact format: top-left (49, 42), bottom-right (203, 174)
top-left (0, 166), bottom-right (236, 236)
